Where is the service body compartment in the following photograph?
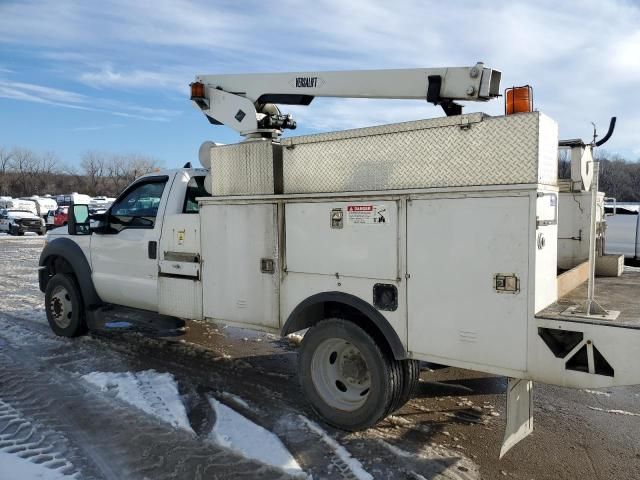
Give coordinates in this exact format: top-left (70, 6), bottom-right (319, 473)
top-left (285, 200), bottom-right (399, 280)
top-left (407, 194), bottom-right (531, 372)
top-left (200, 203), bottom-right (279, 329)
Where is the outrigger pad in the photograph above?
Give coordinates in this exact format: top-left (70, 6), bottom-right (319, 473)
top-left (500, 378), bottom-right (533, 458)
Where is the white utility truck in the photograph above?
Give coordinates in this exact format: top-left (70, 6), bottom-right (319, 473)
top-left (39, 63), bottom-right (640, 456)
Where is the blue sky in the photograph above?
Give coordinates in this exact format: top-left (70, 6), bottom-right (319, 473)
top-left (1, 0), bottom-right (639, 169)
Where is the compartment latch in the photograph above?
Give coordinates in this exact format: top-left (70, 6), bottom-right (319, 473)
top-left (494, 273), bottom-right (520, 294)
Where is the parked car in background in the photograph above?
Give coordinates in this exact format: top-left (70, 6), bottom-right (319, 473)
top-left (0, 209), bottom-right (45, 235)
top-left (45, 210), bottom-right (56, 230)
top-left (53, 206), bottom-right (69, 227)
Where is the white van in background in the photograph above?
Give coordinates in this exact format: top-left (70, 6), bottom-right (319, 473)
top-left (56, 193), bottom-right (92, 207)
top-left (0, 197), bottom-right (38, 215)
top-left (605, 203), bottom-right (639, 259)
top-left (89, 196), bottom-right (115, 209)
top-left (20, 196), bottom-right (58, 219)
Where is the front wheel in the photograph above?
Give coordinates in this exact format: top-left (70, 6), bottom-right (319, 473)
top-left (45, 273), bottom-right (87, 337)
top-left (298, 318), bottom-right (399, 431)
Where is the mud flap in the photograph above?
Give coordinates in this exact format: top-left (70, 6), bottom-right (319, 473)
top-left (500, 378), bottom-right (533, 458)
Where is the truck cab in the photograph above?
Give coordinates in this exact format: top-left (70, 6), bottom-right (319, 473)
top-left (44, 167), bottom-right (208, 312)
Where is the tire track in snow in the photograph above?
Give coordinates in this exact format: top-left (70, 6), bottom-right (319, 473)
top-left (0, 343), bottom-right (296, 479)
top-left (0, 399), bottom-right (79, 478)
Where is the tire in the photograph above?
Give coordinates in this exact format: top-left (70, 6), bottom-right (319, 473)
top-left (9, 225), bottom-right (18, 236)
top-left (390, 360), bottom-right (421, 414)
top-left (44, 273), bottom-right (88, 337)
top-left (298, 318), bottom-right (398, 431)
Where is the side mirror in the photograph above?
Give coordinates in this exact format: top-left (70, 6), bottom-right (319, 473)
top-left (68, 204), bottom-right (91, 235)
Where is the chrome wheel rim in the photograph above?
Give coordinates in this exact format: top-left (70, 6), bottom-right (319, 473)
top-left (49, 285), bottom-right (73, 329)
top-left (310, 338), bottom-right (371, 411)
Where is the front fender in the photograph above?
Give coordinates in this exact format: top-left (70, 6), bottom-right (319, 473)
top-left (39, 237), bottom-right (102, 308)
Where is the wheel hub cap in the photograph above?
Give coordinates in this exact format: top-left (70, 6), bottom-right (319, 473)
top-left (311, 338), bottom-right (372, 412)
top-left (49, 286), bottom-right (72, 329)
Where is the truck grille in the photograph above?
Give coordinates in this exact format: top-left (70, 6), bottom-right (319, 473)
top-left (20, 219), bottom-right (41, 227)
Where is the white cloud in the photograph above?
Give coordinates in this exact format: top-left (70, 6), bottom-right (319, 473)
top-left (79, 65), bottom-right (187, 91)
top-left (0, 79), bottom-right (180, 121)
top-left (70, 123), bottom-right (125, 131)
top-left (0, 0), bottom-right (639, 157)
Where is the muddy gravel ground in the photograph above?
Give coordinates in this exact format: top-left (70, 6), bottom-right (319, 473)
top-left (0, 235), bottom-right (639, 479)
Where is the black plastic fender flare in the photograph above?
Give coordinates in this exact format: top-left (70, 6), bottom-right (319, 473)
top-left (282, 291), bottom-right (408, 360)
top-left (38, 237), bottom-right (102, 308)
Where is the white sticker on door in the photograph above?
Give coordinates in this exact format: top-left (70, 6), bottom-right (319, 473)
top-left (346, 205), bottom-right (389, 225)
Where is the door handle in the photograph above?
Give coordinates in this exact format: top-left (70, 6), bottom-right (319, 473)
top-left (148, 241), bottom-right (157, 259)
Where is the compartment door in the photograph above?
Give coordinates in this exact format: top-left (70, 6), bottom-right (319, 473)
top-left (407, 196), bottom-right (530, 371)
top-left (201, 203), bottom-right (279, 329)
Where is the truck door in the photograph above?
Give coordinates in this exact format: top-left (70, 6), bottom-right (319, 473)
top-left (156, 174), bottom-right (207, 320)
top-left (91, 175), bottom-right (172, 311)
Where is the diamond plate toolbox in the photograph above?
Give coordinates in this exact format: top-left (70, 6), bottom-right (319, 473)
top-left (281, 112), bottom-right (558, 193)
top-left (210, 140), bottom-right (283, 195)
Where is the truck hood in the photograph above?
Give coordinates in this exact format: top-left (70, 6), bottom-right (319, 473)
top-left (8, 212), bottom-right (41, 220)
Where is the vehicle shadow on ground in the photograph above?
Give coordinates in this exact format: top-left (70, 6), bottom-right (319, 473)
top-left (417, 376), bottom-right (507, 398)
top-left (84, 307), bottom-right (480, 477)
top-left (85, 309), bottom-right (478, 478)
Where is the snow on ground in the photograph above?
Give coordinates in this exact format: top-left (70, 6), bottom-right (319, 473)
top-left (0, 236), bottom-right (46, 319)
top-left (218, 391), bottom-right (254, 411)
top-left (0, 451), bottom-right (75, 480)
top-left (81, 370), bottom-right (193, 432)
top-left (588, 406), bottom-right (640, 417)
top-left (583, 389), bottom-right (612, 397)
top-left (80, 371), bottom-right (305, 476)
top-left (298, 415), bottom-right (373, 480)
top-left (376, 439), bottom-right (479, 480)
top-left (208, 397), bottom-right (304, 476)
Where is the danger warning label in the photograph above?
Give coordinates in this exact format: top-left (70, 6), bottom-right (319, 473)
top-left (346, 205), bottom-right (388, 225)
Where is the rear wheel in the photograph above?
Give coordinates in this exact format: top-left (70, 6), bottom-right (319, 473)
top-left (393, 359), bottom-right (421, 413)
top-left (298, 318), bottom-right (398, 430)
top-left (45, 273), bottom-right (87, 337)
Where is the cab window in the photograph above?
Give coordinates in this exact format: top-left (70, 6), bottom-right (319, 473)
top-left (182, 176), bottom-right (210, 214)
top-left (109, 177), bottom-right (167, 231)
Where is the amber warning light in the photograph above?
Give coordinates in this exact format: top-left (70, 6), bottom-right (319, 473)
top-left (190, 81), bottom-right (205, 100)
top-left (190, 82), bottom-right (209, 109)
top-left (505, 85), bottom-right (533, 115)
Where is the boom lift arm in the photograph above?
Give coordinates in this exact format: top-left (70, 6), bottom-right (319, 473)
top-left (191, 62), bottom-right (501, 138)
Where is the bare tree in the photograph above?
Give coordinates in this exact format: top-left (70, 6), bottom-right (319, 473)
top-left (0, 146), bottom-right (13, 196)
top-left (80, 151), bottom-right (106, 196)
top-left (11, 147), bottom-right (41, 196)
